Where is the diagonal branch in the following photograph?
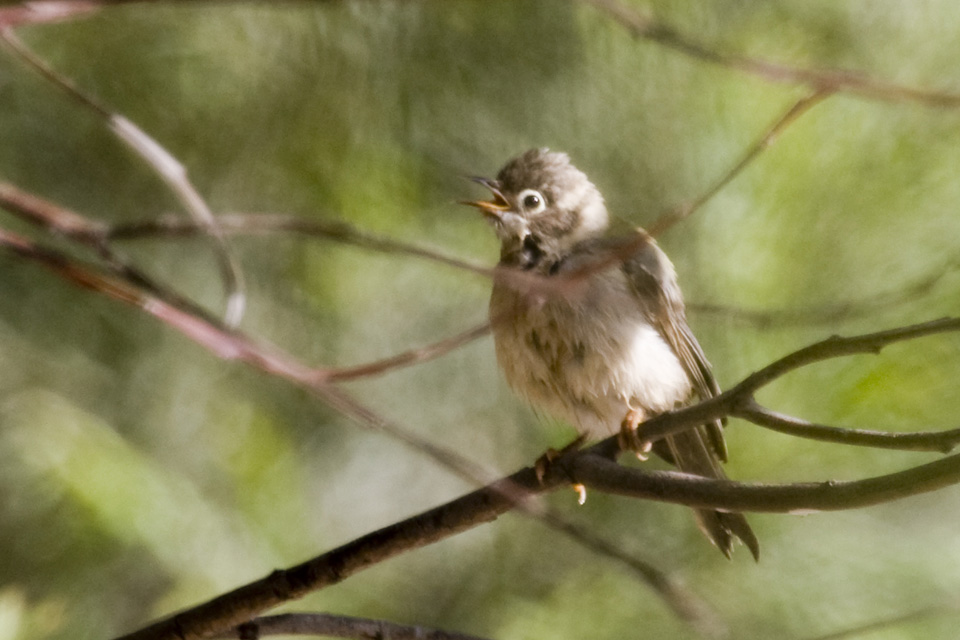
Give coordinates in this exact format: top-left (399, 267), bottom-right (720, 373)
top-left (115, 442), bottom-right (960, 640)
top-left (0, 26), bottom-right (247, 325)
top-left (222, 612), bottom-right (493, 640)
top-left (647, 89), bottom-right (832, 237)
top-left (581, 0), bottom-right (960, 107)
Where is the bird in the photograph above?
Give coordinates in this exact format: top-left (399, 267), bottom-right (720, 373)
top-left (462, 148), bottom-right (759, 560)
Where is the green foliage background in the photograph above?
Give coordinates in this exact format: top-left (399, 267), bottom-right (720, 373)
top-left (2, 2), bottom-right (960, 639)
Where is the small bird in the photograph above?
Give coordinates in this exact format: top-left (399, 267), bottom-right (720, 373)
top-left (463, 148), bottom-right (758, 560)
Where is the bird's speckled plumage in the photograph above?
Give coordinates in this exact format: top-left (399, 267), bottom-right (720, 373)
top-left (469, 148), bottom-right (758, 560)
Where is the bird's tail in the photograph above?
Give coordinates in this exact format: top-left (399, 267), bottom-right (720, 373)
top-left (663, 428), bottom-right (760, 561)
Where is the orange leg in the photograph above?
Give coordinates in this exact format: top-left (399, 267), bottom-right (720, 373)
top-left (534, 434), bottom-right (588, 503)
top-left (619, 407), bottom-right (653, 460)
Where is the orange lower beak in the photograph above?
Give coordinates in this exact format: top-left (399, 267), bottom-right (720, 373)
top-left (460, 177), bottom-right (510, 219)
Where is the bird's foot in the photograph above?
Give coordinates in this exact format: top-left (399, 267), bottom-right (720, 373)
top-left (619, 408), bottom-right (653, 460)
top-left (534, 435), bottom-right (588, 502)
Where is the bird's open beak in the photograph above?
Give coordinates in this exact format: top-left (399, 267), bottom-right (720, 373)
top-left (459, 176), bottom-right (510, 220)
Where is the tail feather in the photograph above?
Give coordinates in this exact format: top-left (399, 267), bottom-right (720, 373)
top-left (664, 429), bottom-right (760, 561)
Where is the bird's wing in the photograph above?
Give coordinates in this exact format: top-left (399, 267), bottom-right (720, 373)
top-left (620, 231), bottom-right (728, 462)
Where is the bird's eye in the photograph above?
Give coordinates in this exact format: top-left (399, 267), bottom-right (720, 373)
top-left (518, 189), bottom-right (546, 214)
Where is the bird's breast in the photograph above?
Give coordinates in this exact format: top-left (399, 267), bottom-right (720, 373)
top-left (489, 269), bottom-right (691, 437)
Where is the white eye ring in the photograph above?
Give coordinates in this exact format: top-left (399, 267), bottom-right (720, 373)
top-left (517, 189), bottom-right (546, 214)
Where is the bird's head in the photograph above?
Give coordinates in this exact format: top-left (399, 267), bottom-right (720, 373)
top-left (462, 148), bottom-right (609, 270)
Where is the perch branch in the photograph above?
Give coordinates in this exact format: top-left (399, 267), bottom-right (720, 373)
top-left (222, 612), bottom-right (492, 640)
top-left (115, 441), bottom-right (960, 640)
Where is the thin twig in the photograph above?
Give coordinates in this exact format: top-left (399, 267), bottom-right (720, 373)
top-left (325, 322), bottom-right (491, 382)
top-left (581, 0), bottom-right (960, 107)
top-left (732, 317), bottom-right (960, 396)
top-left (736, 400), bottom-right (960, 453)
top-left (688, 256), bottom-right (958, 326)
top-left (647, 89), bottom-right (833, 237)
top-left (801, 602), bottom-right (960, 640)
top-left (0, 184), bottom-right (494, 382)
top-left (0, 27), bottom-right (247, 326)
top-left (109, 213), bottom-right (492, 277)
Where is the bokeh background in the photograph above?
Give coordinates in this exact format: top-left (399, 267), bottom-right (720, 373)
top-left (2, 1), bottom-right (960, 639)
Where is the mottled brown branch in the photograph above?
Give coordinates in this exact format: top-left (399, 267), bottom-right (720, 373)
top-left (116, 442), bottom-right (960, 640)
top-left (9, 217), bottom-right (960, 640)
top-left (221, 612), bottom-right (492, 640)
top-left (582, 0), bottom-right (960, 107)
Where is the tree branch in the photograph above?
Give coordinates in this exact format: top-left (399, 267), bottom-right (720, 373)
top-left (115, 442), bottom-right (960, 640)
top-left (0, 25), bottom-right (247, 325)
top-left (735, 400), bottom-right (960, 453)
top-left (222, 612), bottom-right (492, 640)
top-left (581, 0), bottom-right (960, 107)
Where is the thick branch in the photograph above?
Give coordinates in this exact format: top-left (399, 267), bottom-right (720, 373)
top-left (116, 468), bottom-right (546, 640)
top-left (224, 613), bottom-right (492, 640)
top-left (117, 445), bottom-right (960, 640)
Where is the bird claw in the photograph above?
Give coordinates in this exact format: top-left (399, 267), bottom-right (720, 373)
top-left (619, 408), bottom-right (652, 458)
top-left (574, 483), bottom-right (587, 505)
top-left (534, 435), bottom-right (588, 505)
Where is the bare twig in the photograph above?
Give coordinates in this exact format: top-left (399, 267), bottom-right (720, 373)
top-left (0, 184), bottom-right (493, 381)
top-left (590, 316), bottom-right (960, 450)
top-left (735, 400), bottom-right (960, 453)
top-left (689, 256), bottom-right (958, 326)
top-left (0, 26), bottom-right (247, 326)
top-left (801, 601), bottom-right (960, 640)
top-left (647, 89), bottom-right (833, 237)
top-left (222, 612), bottom-right (492, 640)
top-left (108, 213), bottom-right (492, 277)
top-left (581, 0), bottom-right (960, 107)
top-left (324, 322), bottom-right (491, 382)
